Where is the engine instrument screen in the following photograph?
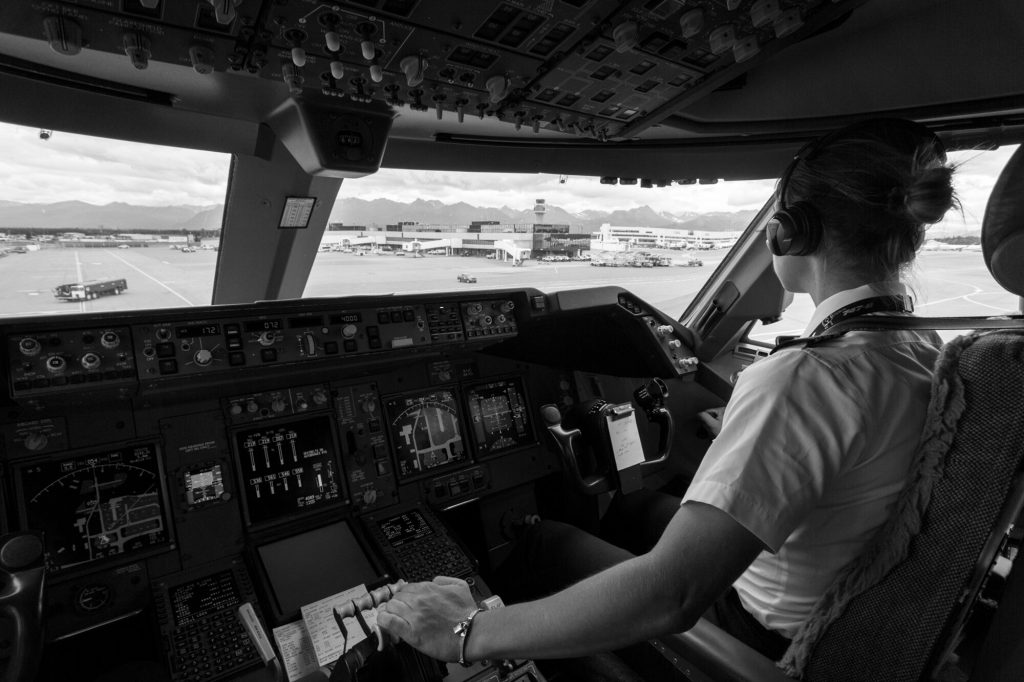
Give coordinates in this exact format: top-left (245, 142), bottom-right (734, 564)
top-left (384, 389), bottom-right (467, 479)
top-left (378, 510), bottom-right (434, 548)
top-left (169, 569), bottom-right (241, 627)
top-left (18, 443), bottom-right (170, 571)
top-left (234, 416), bottom-right (343, 525)
top-left (465, 378), bottom-right (533, 456)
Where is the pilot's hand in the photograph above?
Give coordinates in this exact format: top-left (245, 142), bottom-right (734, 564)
top-left (376, 576), bottom-right (477, 662)
top-left (697, 408), bottom-right (725, 437)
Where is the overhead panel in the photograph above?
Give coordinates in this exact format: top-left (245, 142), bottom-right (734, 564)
top-left (0, 0), bottom-right (865, 141)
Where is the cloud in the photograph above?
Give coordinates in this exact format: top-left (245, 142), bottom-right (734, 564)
top-left (0, 121), bottom-right (1015, 228)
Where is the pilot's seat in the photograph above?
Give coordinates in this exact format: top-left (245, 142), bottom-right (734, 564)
top-left (659, 147), bottom-right (1024, 681)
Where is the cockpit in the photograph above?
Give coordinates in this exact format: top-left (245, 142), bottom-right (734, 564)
top-left (1, 2), bottom-right (1023, 681)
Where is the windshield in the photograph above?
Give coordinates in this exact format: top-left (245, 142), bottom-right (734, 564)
top-left (0, 120), bottom-right (1016, 321)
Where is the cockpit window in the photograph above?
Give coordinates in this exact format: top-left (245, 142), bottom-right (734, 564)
top-left (748, 145), bottom-right (1022, 345)
top-left (305, 168), bottom-right (775, 314)
top-left (0, 122), bottom-right (229, 318)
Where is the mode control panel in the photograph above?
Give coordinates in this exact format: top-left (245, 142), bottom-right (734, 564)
top-left (7, 326), bottom-right (135, 395)
top-left (424, 464), bottom-right (490, 506)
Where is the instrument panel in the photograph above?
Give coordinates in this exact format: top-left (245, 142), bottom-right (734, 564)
top-left (0, 286), bottom-right (694, 678)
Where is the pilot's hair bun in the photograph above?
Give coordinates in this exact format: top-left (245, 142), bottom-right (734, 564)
top-left (903, 162), bottom-right (957, 225)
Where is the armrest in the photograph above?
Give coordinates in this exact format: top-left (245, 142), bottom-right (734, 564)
top-left (655, 618), bottom-right (792, 682)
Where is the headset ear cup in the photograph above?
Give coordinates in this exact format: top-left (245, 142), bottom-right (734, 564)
top-left (771, 201), bottom-right (821, 256)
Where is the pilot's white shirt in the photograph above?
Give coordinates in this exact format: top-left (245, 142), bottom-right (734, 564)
top-left (682, 283), bottom-right (941, 639)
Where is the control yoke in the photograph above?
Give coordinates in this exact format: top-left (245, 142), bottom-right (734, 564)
top-left (541, 378), bottom-right (673, 495)
top-left (0, 532), bottom-right (45, 682)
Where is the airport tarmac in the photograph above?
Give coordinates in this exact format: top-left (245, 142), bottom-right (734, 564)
top-left (0, 248), bottom-right (1016, 341)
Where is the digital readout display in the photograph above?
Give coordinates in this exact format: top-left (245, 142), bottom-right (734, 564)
top-left (384, 389), bottom-right (467, 479)
top-left (465, 379), bottom-right (534, 456)
top-left (379, 510), bottom-right (434, 548)
top-left (233, 416), bottom-right (343, 525)
top-left (169, 569), bottom-right (241, 627)
top-left (18, 444), bottom-right (170, 570)
top-left (175, 324), bottom-right (220, 338)
top-left (242, 319), bottom-right (283, 333)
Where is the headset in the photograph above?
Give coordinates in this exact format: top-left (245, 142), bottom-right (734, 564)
top-left (766, 119), bottom-right (946, 257)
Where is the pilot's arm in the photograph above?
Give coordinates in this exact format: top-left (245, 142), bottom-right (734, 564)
top-left (376, 501), bottom-right (763, 663)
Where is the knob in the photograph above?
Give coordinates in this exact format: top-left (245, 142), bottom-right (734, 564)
top-left (455, 98), bottom-right (468, 123)
top-left (679, 9), bottom-right (704, 38)
top-left (361, 40), bottom-right (376, 61)
top-left (312, 390), bottom-right (328, 406)
top-left (229, 404), bottom-right (243, 416)
top-left (123, 33), bottom-right (151, 70)
top-left (271, 398), bottom-right (287, 413)
top-left (500, 300), bottom-right (515, 313)
top-left (751, 0), bottom-right (781, 27)
top-left (485, 75), bottom-right (509, 104)
top-left (325, 31), bottom-right (342, 53)
top-left (24, 432), bottom-right (49, 452)
top-left (360, 399), bottom-right (376, 414)
top-left (18, 338), bottom-right (41, 357)
top-left (369, 62), bottom-right (383, 82)
top-left (246, 400), bottom-right (259, 413)
top-left (296, 399), bottom-right (309, 410)
top-left (101, 331), bottom-right (120, 349)
top-left (80, 352), bottom-right (101, 370)
top-left (194, 349), bottom-right (213, 366)
top-left (774, 9), bottom-right (804, 38)
top-left (341, 324), bottom-right (358, 339)
top-left (709, 24), bottom-right (737, 55)
top-left (656, 325), bottom-right (673, 337)
top-left (43, 16), bottom-right (83, 56)
top-left (189, 43), bottom-right (215, 75)
top-left (612, 21), bottom-right (639, 53)
top-left (257, 331), bottom-right (276, 346)
top-left (207, 0), bottom-right (241, 26)
top-left (330, 60), bottom-right (345, 80)
top-left (514, 112), bottom-right (524, 131)
top-left (45, 356), bottom-right (66, 373)
top-left (400, 55), bottom-right (426, 87)
top-left (668, 339), bottom-right (682, 349)
top-left (291, 46), bottom-right (306, 68)
top-left (733, 35), bottom-right (760, 63)
top-left (362, 489), bottom-right (378, 505)
top-left (155, 328), bottom-right (172, 341)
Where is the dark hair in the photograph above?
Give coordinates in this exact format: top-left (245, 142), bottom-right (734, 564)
top-left (781, 121), bottom-right (959, 279)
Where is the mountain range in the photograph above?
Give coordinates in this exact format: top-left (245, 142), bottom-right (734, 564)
top-left (0, 198), bottom-right (756, 234)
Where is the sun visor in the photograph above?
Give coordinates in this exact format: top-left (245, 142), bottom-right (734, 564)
top-left (267, 97), bottom-right (395, 178)
top-left (982, 145), bottom-right (1024, 298)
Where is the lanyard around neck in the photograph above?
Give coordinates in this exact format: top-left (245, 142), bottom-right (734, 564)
top-left (772, 295), bottom-right (912, 354)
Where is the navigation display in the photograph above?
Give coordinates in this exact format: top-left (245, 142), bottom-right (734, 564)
top-left (384, 389), bottom-right (467, 479)
top-left (234, 416), bottom-right (343, 525)
top-left (18, 443), bottom-right (171, 571)
top-left (465, 378), bottom-right (534, 456)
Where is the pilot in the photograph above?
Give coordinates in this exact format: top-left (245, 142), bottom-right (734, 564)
top-left (375, 119), bottom-right (960, 666)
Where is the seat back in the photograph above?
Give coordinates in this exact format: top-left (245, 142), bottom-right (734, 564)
top-left (778, 329), bottom-right (1024, 681)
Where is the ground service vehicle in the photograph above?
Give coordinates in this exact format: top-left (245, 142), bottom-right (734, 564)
top-left (52, 279), bottom-right (128, 301)
top-left (1, 2), bottom-right (1023, 682)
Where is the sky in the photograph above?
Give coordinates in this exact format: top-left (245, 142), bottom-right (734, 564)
top-left (0, 121), bottom-right (1015, 230)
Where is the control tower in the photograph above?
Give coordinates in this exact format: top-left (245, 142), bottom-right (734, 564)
top-left (533, 198), bottom-right (546, 225)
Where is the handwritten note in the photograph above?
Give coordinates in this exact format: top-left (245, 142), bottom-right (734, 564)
top-left (607, 409), bottom-right (644, 471)
top-left (300, 584), bottom-right (379, 667)
top-left (272, 621), bottom-right (319, 682)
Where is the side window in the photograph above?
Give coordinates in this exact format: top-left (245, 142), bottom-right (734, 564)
top-left (748, 145), bottom-right (1020, 345)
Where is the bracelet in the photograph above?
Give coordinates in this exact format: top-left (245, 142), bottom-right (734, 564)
top-left (453, 607), bottom-right (483, 668)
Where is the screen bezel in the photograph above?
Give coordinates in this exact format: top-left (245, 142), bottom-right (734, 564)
top-left (462, 375), bottom-right (537, 459)
top-left (13, 441), bottom-right (176, 574)
top-left (231, 413), bottom-right (349, 528)
top-left (382, 385), bottom-right (471, 482)
top-left (253, 520), bottom-right (384, 624)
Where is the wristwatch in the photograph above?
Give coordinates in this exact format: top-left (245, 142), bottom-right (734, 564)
top-left (453, 607), bottom-right (483, 667)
